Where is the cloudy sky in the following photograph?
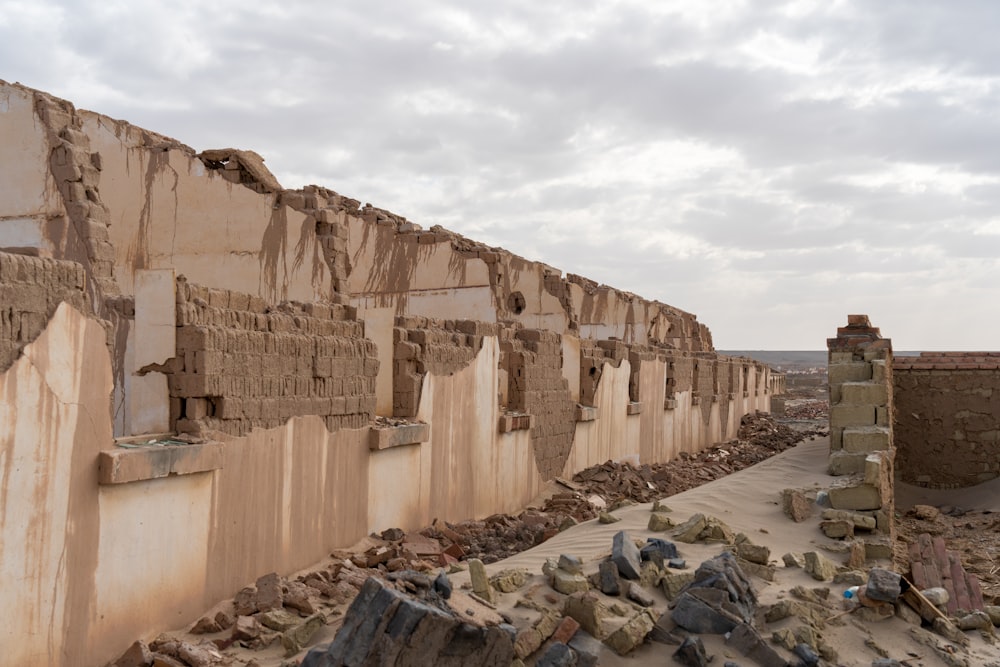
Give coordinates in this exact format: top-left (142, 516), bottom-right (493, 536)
top-left (4, 0), bottom-right (1000, 350)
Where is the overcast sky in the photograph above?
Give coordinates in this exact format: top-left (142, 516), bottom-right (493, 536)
top-left (4, 0), bottom-right (1000, 350)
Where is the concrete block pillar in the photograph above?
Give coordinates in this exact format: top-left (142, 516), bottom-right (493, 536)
top-left (826, 314), bottom-right (895, 555)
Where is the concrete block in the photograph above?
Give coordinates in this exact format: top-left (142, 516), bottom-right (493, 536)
top-left (828, 482), bottom-right (882, 511)
top-left (98, 441), bottom-right (225, 484)
top-left (828, 450), bottom-right (867, 476)
top-left (840, 382), bottom-right (888, 406)
top-left (828, 362), bottom-right (871, 385)
top-left (830, 404), bottom-right (876, 429)
top-left (368, 423), bottom-right (430, 451)
top-left (871, 359), bottom-right (888, 383)
top-left (843, 426), bottom-right (891, 453)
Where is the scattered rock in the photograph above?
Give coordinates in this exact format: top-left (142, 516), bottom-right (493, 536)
top-left (820, 519), bottom-right (854, 538)
top-left (535, 642), bottom-right (575, 667)
top-left (563, 592), bottom-right (610, 639)
top-left (301, 575), bottom-right (514, 666)
top-left (648, 512), bottom-right (674, 531)
top-left (281, 614), bottom-right (324, 657)
top-left (781, 488), bottom-right (812, 522)
top-left (552, 568), bottom-right (590, 595)
top-left (233, 615), bottom-right (262, 642)
top-left (256, 572), bottom-right (283, 612)
top-left (912, 505), bottom-right (940, 521)
top-left (921, 587), bottom-right (949, 606)
top-left (735, 540), bottom-right (770, 565)
top-left (611, 531), bottom-right (642, 580)
top-left (803, 551), bottom-right (837, 581)
top-left (626, 582), bottom-right (655, 607)
top-left (490, 568), bottom-right (529, 593)
top-left (792, 642), bottom-right (820, 666)
top-left (568, 630), bottom-right (601, 667)
top-left (598, 560), bottom-right (621, 596)
top-left (673, 635), bottom-right (710, 667)
top-left (112, 640), bottom-right (152, 667)
top-left (469, 558), bottom-right (497, 603)
top-left (956, 610), bottom-right (993, 631)
top-left (259, 609), bottom-right (300, 633)
top-left (598, 511), bottom-right (621, 524)
top-left (434, 570), bottom-right (452, 599)
top-left (558, 554), bottom-right (583, 575)
top-left (672, 553), bottom-right (756, 634)
top-left (726, 623), bottom-right (787, 667)
top-left (782, 552), bottom-right (805, 568)
top-left (604, 609), bottom-right (654, 655)
top-left (865, 567), bottom-right (903, 602)
top-left (673, 513), bottom-right (708, 543)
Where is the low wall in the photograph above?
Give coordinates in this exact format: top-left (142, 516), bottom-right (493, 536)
top-left (894, 352), bottom-right (1000, 488)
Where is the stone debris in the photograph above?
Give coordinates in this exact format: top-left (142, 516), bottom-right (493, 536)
top-left (300, 574), bottom-right (515, 666)
top-left (610, 531), bottom-right (643, 580)
top-left (671, 552), bottom-right (757, 634)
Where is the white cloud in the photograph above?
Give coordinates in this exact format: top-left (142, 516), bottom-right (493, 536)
top-left (3, 0), bottom-right (1000, 348)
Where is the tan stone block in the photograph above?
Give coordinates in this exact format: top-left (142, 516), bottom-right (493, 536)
top-left (843, 426), bottom-right (890, 453)
top-left (828, 362), bottom-right (871, 385)
top-left (840, 382), bottom-right (888, 406)
top-left (828, 481), bottom-right (882, 511)
top-left (828, 450), bottom-right (867, 476)
top-left (830, 404), bottom-right (875, 429)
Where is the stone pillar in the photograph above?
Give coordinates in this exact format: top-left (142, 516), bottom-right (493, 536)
top-left (826, 315), bottom-right (895, 558)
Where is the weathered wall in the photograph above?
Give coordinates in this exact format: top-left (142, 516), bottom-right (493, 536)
top-left (893, 353), bottom-right (1000, 488)
top-left (825, 315), bottom-right (895, 557)
top-left (0, 80), bottom-right (776, 666)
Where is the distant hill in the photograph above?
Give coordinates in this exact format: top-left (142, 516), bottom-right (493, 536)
top-left (719, 351), bottom-right (826, 369)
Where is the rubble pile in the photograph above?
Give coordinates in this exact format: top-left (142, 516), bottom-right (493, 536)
top-left (781, 400), bottom-right (829, 421)
top-left (110, 563), bottom-right (373, 667)
top-left (452, 412), bottom-right (820, 562)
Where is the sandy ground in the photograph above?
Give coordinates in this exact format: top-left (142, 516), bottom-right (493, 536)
top-left (447, 435), bottom-right (1000, 667)
top-left (163, 434), bottom-right (1000, 667)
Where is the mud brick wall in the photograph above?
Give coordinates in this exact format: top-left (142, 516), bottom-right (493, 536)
top-left (579, 339), bottom-right (627, 406)
top-left (894, 353), bottom-right (1000, 488)
top-left (170, 280), bottom-right (378, 436)
top-left (505, 328), bottom-right (575, 480)
top-left (0, 251), bottom-right (87, 372)
top-left (392, 317), bottom-right (496, 417)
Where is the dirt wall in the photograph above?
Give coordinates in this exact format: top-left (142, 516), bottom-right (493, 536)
top-left (894, 353), bottom-right (1000, 488)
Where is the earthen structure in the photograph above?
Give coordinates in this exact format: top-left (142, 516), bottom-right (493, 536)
top-left (0, 81), bottom-right (777, 665)
top-left (894, 352), bottom-right (1000, 488)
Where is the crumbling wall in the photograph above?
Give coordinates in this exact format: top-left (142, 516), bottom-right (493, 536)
top-left (391, 317), bottom-right (491, 417)
top-left (169, 279), bottom-right (378, 436)
top-left (0, 251), bottom-right (87, 372)
top-left (893, 353), bottom-right (1000, 488)
top-left (826, 315), bottom-right (895, 557)
top-left (503, 328), bottom-right (576, 480)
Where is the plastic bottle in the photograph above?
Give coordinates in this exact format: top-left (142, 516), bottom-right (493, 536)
top-left (842, 585), bottom-right (860, 609)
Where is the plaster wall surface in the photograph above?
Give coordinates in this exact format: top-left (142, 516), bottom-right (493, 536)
top-left (0, 303), bottom-right (112, 666)
top-left (83, 113), bottom-right (331, 304)
top-left (0, 85), bottom-right (62, 225)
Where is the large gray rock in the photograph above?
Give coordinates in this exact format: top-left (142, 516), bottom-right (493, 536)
top-left (866, 567), bottom-right (902, 602)
top-left (726, 623), bottom-right (787, 667)
top-left (611, 531), bottom-right (642, 580)
top-left (301, 575), bottom-right (515, 667)
top-left (671, 552), bottom-right (757, 634)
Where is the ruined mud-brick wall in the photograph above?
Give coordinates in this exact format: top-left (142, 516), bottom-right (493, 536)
top-left (392, 318), bottom-right (575, 480)
top-left (826, 315), bottom-right (895, 558)
top-left (169, 279), bottom-right (378, 436)
top-left (894, 352), bottom-right (1000, 488)
top-left (503, 328), bottom-right (575, 480)
top-left (392, 317), bottom-right (492, 417)
top-left (0, 251), bottom-right (87, 372)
